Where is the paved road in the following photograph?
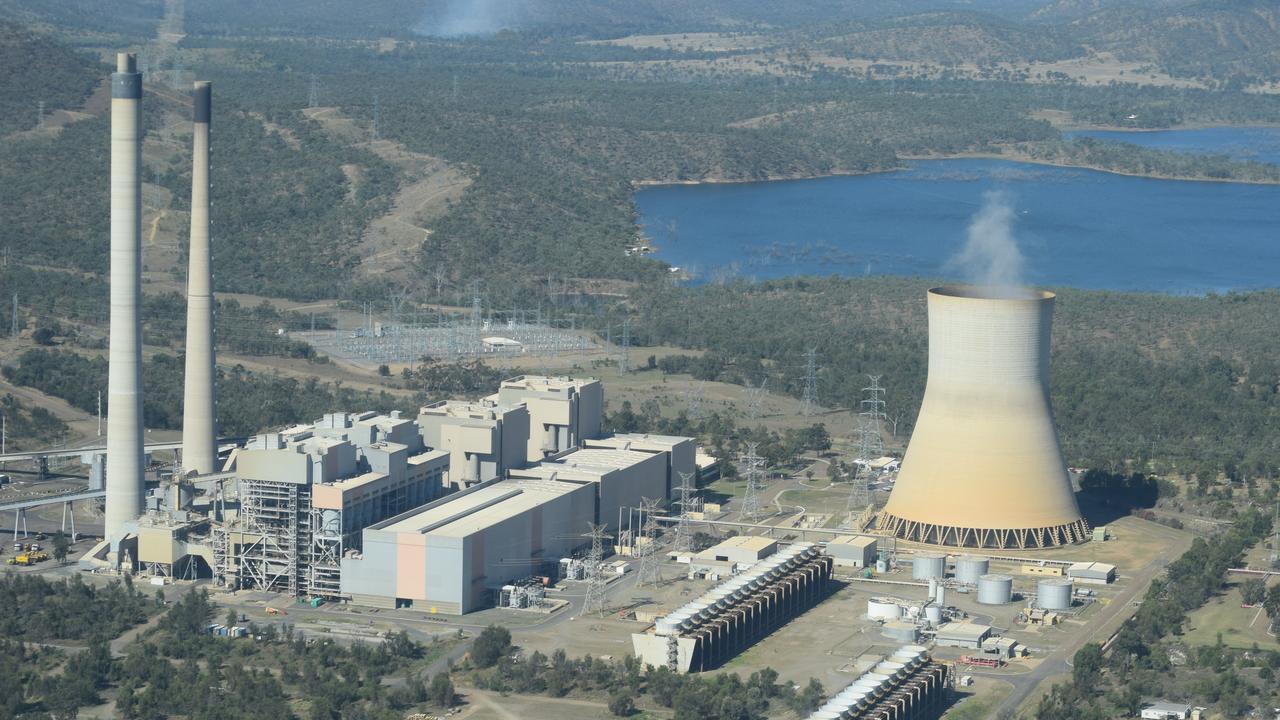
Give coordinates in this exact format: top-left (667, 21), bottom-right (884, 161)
top-left (992, 550), bottom-right (1173, 717)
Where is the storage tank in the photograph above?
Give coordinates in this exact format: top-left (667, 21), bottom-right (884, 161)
top-left (955, 555), bottom-right (990, 585)
top-left (977, 574), bottom-right (1014, 605)
top-left (867, 598), bottom-right (902, 621)
top-left (881, 621), bottom-right (919, 643)
top-left (925, 604), bottom-right (943, 626)
top-left (878, 287), bottom-right (1090, 549)
top-left (912, 553), bottom-right (946, 580)
top-left (1038, 579), bottom-right (1073, 610)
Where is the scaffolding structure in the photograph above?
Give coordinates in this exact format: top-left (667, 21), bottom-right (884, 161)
top-left (216, 479), bottom-right (311, 597)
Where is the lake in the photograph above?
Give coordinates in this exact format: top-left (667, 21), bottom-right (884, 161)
top-left (637, 128), bottom-right (1280, 294)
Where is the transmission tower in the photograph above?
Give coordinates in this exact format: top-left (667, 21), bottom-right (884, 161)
top-left (634, 497), bottom-right (663, 587)
top-left (582, 523), bottom-right (611, 617)
top-left (739, 442), bottom-right (765, 523)
top-left (451, 73), bottom-right (459, 104)
top-left (672, 471), bottom-right (697, 553)
top-left (371, 94), bottom-right (380, 141)
top-left (746, 378), bottom-right (768, 420)
top-left (618, 317), bottom-right (631, 373)
top-left (858, 375), bottom-right (887, 460)
top-left (10, 294), bottom-right (18, 337)
top-left (800, 348), bottom-right (819, 416)
top-left (1271, 501), bottom-right (1280, 567)
top-left (686, 381), bottom-right (706, 422)
top-left (36, 100), bottom-right (44, 130)
top-left (307, 74), bottom-right (319, 108)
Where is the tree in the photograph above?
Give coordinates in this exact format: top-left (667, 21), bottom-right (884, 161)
top-left (1241, 578), bottom-right (1267, 606)
top-left (226, 608), bottom-right (239, 629)
top-left (1073, 643), bottom-right (1104, 691)
top-left (608, 690), bottom-right (635, 716)
top-left (32, 327), bottom-right (55, 346)
top-left (428, 673), bottom-right (455, 707)
top-left (471, 625), bottom-right (513, 668)
top-left (51, 532), bottom-right (69, 565)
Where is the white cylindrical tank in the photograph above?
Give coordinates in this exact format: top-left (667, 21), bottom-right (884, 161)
top-left (879, 287), bottom-right (1089, 549)
top-left (867, 598), bottom-right (902, 621)
top-left (1038, 579), bottom-right (1074, 610)
top-left (935, 583), bottom-right (947, 606)
top-left (105, 52), bottom-right (146, 544)
top-left (955, 555), bottom-right (990, 585)
top-left (913, 553), bottom-right (946, 580)
top-left (977, 574), bottom-right (1014, 605)
top-left (925, 604), bottom-right (943, 626)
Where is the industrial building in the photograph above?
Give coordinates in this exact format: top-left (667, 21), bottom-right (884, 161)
top-left (827, 535), bottom-right (879, 569)
top-left (879, 287), bottom-right (1090, 549)
top-left (341, 476), bottom-right (595, 614)
top-left (582, 433), bottom-right (696, 499)
top-left (213, 413), bottom-right (450, 597)
top-left (509, 447), bottom-right (668, 533)
top-left (932, 622), bottom-right (992, 650)
top-left (417, 399), bottom-right (529, 489)
top-left (632, 543), bottom-right (833, 672)
top-left (76, 55), bottom-right (697, 617)
top-left (495, 375), bottom-right (603, 462)
top-left (1067, 561), bottom-right (1116, 585)
top-left (688, 535), bottom-right (778, 578)
top-left (805, 645), bottom-right (952, 720)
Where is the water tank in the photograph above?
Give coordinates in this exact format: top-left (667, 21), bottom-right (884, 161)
top-left (977, 574), bottom-right (1014, 605)
top-left (1038, 579), bottom-right (1073, 610)
top-left (881, 621), bottom-right (919, 643)
top-left (867, 598), bottom-right (902, 621)
top-left (912, 553), bottom-right (946, 580)
top-left (935, 583), bottom-right (947, 606)
top-left (955, 555), bottom-right (990, 585)
top-left (925, 604), bottom-right (943, 626)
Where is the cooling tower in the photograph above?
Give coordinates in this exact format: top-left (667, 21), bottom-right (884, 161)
top-left (181, 81), bottom-right (217, 476)
top-left (105, 53), bottom-right (145, 543)
top-left (878, 286), bottom-right (1088, 549)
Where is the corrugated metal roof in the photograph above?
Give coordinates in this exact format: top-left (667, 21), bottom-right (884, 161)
top-left (377, 478), bottom-right (580, 537)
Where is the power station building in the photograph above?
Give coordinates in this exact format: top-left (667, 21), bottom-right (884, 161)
top-left (81, 56), bottom-right (692, 615)
top-left (341, 476), bottom-right (595, 614)
top-left (494, 375), bottom-right (603, 462)
top-left (879, 287), bottom-right (1089, 549)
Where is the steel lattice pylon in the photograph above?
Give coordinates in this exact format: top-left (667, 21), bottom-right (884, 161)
top-left (672, 471), bottom-right (698, 553)
top-left (582, 523), bottom-right (612, 617)
top-left (739, 442), bottom-right (765, 523)
top-left (800, 348), bottom-right (819, 417)
top-left (634, 497), bottom-right (664, 587)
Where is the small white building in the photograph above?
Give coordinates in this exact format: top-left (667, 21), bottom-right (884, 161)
top-left (826, 535), bottom-right (878, 568)
top-left (1140, 701), bottom-right (1191, 719)
top-left (1068, 561), bottom-right (1116, 585)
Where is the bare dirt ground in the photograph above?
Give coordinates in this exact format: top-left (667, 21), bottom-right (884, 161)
top-left (582, 32), bottom-right (774, 53)
top-left (303, 106), bottom-right (472, 283)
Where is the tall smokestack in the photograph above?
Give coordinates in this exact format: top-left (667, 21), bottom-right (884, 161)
top-left (105, 52), bottom-right (145, 543)
top-left (878, 286), bottom-right (1088, 549)
top-left (182, 81), bottom-right (217, 476)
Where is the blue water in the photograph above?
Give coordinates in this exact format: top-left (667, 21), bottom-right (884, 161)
top-left (1068, 127), bottom-right (1280, 166)
top-left (638, 129), bottom-right (1280, 293)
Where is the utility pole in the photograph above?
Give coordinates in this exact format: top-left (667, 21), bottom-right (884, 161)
top-left (800, 348), bottom-right (818, 417)
top-left (582, 523), bottom-right (611, 617)
top-left (740, 442), bottom-right (765, 523)
top-left (673, 471), bottom-right (697, 553)
top-left (97, 390), bottom-right (103, 437)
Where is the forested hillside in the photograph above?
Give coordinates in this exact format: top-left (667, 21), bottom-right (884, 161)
top-left (0, 22), bottom-right (100, 135)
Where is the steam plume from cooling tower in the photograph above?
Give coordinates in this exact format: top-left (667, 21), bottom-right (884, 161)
top-left (417, 0), bottom-right (535, 37)
top-left (947, 191), bottom-right (1030, 298)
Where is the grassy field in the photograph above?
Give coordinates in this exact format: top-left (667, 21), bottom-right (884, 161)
top-left (942, 677), bottom-right (1013, 720)
top-left (1183, 538), bottom-right (1280, 650)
